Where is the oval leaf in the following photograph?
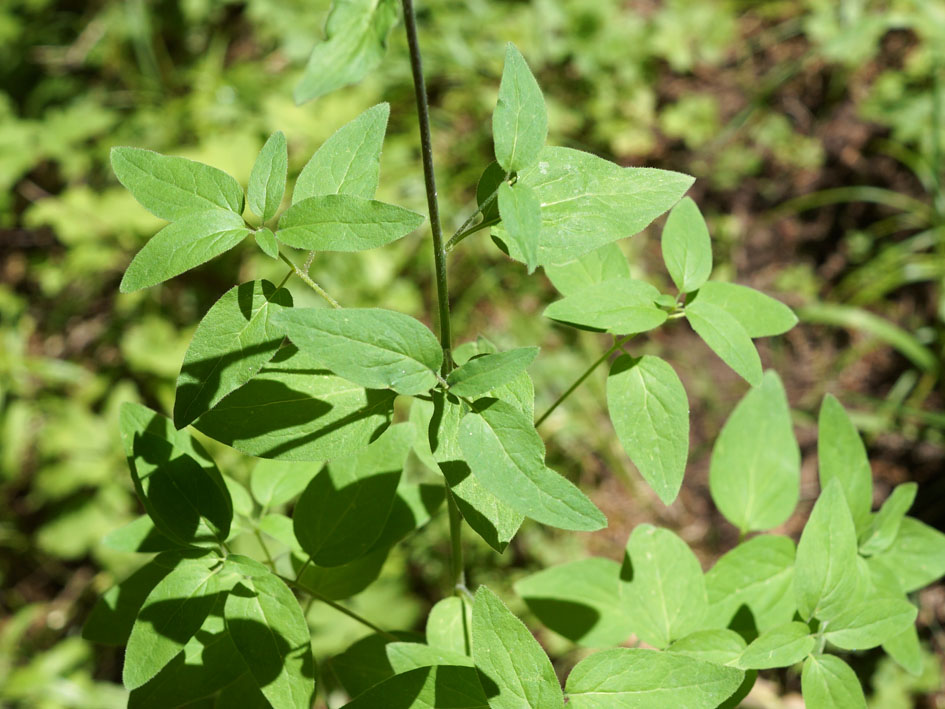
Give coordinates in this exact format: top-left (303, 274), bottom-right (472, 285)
top-left (685, 298), bottom-right (762, 385)
top-left (544, 242), bottom-right (631, 296)
top-left (446, 347), bottom-right (538, 399)
top-left (661, 196), bottom-right (711, 293)
top-left (493, 43), bottom-right (547, 173)
top-left (249, 131), bottom-right (287, 222)
top-left (497, 181), bottom-right (542, 272)
top-left (544, 278), bottom-right (667, 334)
top-left (695, 281), bottom-right (797, 337)
top-left (823, 597), bottom-right (917, 651)
top-left (736, 622), bottom-right (814, 670)
top-left (801, 654), bottom-right (866, 709)
top-left (818, 394), bottom-right (873, 534)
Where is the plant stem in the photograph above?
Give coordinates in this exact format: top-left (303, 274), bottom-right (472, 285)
top-left (402, 0), bottom-right (465, 595)
top-left (445, 177), bottom-right (506, 252)
top-left (535, 335), bottom-right (633, 427)
top-left (279, 574), bottom-right (398, 640)
top-left (253, 529), bottom-right (277, 570)
top-left (278, 251), bottom-right (341, 308)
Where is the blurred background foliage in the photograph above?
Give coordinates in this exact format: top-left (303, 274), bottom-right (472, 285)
top-left (1, 0), bottom-right (944, 706)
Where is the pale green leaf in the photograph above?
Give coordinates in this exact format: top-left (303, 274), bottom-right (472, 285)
top-left (386, 642), bottom-right (474, 673)
top-left (497, 181), bottom-right (541, 272)
top-left (341, 665), bottom-right (489, 709)
top-left (493, 43), bottom-right (547, 173)
top-left (607, 355), bottom-right (689, 505)
top-left (709, 372), bottom-right (799, 532)
top-left (250, 460), bottom-right (316, 508)
top-left (472, 586), bottom-right (564, 709)
top-left (661, 197), bottom-right (711, 293)
top-left (295, 104), bottom-right (390, 202)
top-left (882, 624), bottom-right (923, 676)
top-left (458, 398), bottom-right (606, 531)
top-left (111, 146), bottom-right (244, 220)
top-left (254, 227), bottom-right (279, 259)
top-left (667, 630), bottom-right (746, 665)
top-left (275, 307), bottom-right (442, 395)
top-left (447, 347), bottom-right (538, 399)
top-left (818, 394), bottom-right (873, 534)
top-left (544, 242), bottom-right (630, 296)
top-left (543, 278), bottom-right (666, 334)
top-left (868, 516), bottom-right (945, 592)
top-left (695, 282), bottom-right (797, 337)
top-left (426, 596), bottom-right (472, 656)
top-left (859, 482), bottom-right (916, 555)
top-left (801, 654), bottom-right (866, 709)
top-left (620, 524), bottom-right (707, 649)
top-left (248, 131), bottom-right (287, 222)
top-left (823, 597), bottom-right (917, 651)
top-left (258, 513), bottom-right (303, 554)
top-left (685, 298), bottom-right (762, 385)
top-left (120, 209), bottom-right (249, 293)
top-left (736, 622), bottom-right (814, 670)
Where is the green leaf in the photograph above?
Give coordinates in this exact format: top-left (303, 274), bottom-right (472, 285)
top-left (497, 181), bottom-right (541, 272)
top-left (493, 146), bottom-right (694, 266)
top-left (709, 372), bottom-right (799, 532)
top-left (293, 423), bottom-right (411, 566)
top-left (868, 516), bottom-right (945, 592)
top-left (102, 515), bottom-right (180, 554)
top-left (685, 298), bottom-right (762, 385)
top-left (543, 278), bottom-right (667, 334)
top-left (120, 403), bottom-right (232, 546)
top-left (472, 586), bottom-right (564, 709)
top-left (859, 482), bottom-right (916, 555)
top-left (565, 648), bottom-right (744, 709)
top-left (459, 398), bottom-right (606, 532)
top-left (276, 194), bottom-right (424, 252)
top-left (801, 654), bottom-right (866, 709)
top-left (224, 566), bottom-right (315, 708)
top-left (385, 643), bottom-right (474, 673)
top-left (295, 104), bottom-right (390, 202)
top-left (818, 395), bottom-right (873, 534)
top-left (493, 43), bottom-right (547, 173)
top-left (295, 0), bottom-right (398, 104)
top-left (295, 547), bottom-right (388, 601)
top-left (544, 242), bottom-right (630, 296)
top-left (255, 227), bottom-right (280, 259)
top-left (367, 482), bottom-right (444, 553)
top-left (342, 666), bottom-right (488, 709)
top-left (258, 513), bottom-right (303, 553)
top-left (83, 558), bottom-right (175, 646)
top-left (123, 553), bottom-right (225, 690)
top-left (620, 524), bottom-right (707, 649)
top-left (324, 633), bottom-right (400, 700)
top-left (514, 558), bottom-right (632, 647)
top-left (173, 280), bottom-right (292, 428)
top-left (735, 622), bottom-right (814, 670)
top-left (694, 282), bottom-right (797, 337)
top-left (607, 355), bottom-right (689, 505)
top-left (248, 131), bottom-right (287, 222)
top-left (794, 479), bottom-right (861, 622)
top-left (110, 147), bottom-right (244, 221)
top-left (426, 596), bottom-right (472, 656)
top-left (447, 347), bottom-right (538, 399)
top-left (823, 597), bottom-right (917, 651)
top-left (882, 624), bottom-right (923, 676)
top-left (120, 209), bottom-right (250, 293)
top-left (275, 307), bottom-right (442, 395)
top-left (193, 345), bottom-right (396, 461)
top-left (661, 197), bottom-right (711, 293)
top-left (250, 459), bottom-right (315, 508)
top-left (667, 629), bottom-right (747, 665)
top-left (704, 535), bottom-right (796, 633)
top-left (475, 162), bottom-right (506, 230)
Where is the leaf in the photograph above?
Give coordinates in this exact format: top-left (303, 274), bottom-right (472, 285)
top-left (607, 355), bottom-right (689, 505)
top-left (472, 586), bottom-right (564, 709)
top-left (83, 558), bottom-right (175, 646)
top-left (801, 654), bottom-right (866, 709)
top-left (426, 596), bottom-right (472, 656)
top-left (493, 43), bottom-right (547, 173)
top-left (447, 347), bottom-right (538, 399)
top-left (293, 423), bottom-right (411, 566)
top-left (868, 516), bottom-right (945, 592)
top-left (295, 547), bottom-right (388, 601)
top-left (102, 515), bottom-right (180, 554)
top-left (324, 632), bottom-right (401, 699)
top-left (492, 146), bottom-right (694, 266)
top-left (544, 242), bottom-right (630, 296)
top-left (667, 630), bottom-right (747, 665)
top-left (123, 554), bottom-right (226, 690)
top-left (248, 131), bottom-right (288, 222)
top-left (120, 209), bottom-right (250, 293)
top-left (543, 278), bottom-right (667, 334)
top-left (295, 0), bottom-right (398, 104)
top-left (367, 482), bottom-right (444, 553)
top-left (250, 459), bottom-right (316, 508)
top-left (565, 648), bottom-right (744, 709)
top-left (497, 181), bottom-right (541, 272)
top-left (385, 643), bottom-right (474, 673)
top-left (110, 147), bottom-right (244, 221)
top-left (695, 282), bottom-right (797, 337)
top-left (704, 535), bottom-right (796, 633)
top-left (295, 104), bottom-right (390, 202)
top-left (794, 479), bottom-right (861, 622)
top-left (735, 622), bottom-right (814, 670)
top-left (275, 307), bottom-right (442, 395)
top-left (708, 372), bottom-right (799, 532)
top-left (882, 624), bottom-right (923, 676)
top-left (341, 666), bottom-right (489, 709)
top-left (514, 558), bottom-right (632, 647)
top-left (255, 227), bottom-right (279, 259)
top-left (173, 280), bottom-right (292, 428)
top-left (475, 162), bottom-right (506, 230)
top-left (817, 395), bottom-right (873, 534)
top-left (823, 597), bottom-right (917, 651)
top-left (120, 403), bottom-right (233, 546)
top-left (258, 514), bottom-right (303, 553)
top-left (661, 197), bottom-right (711, 293)
top-left (276, 194), bottom-right (424, 252)
top-left (620, 524), bottom-right (707, 649)
top-left (224, 565), bottom-right (315, 708)
top-left (458, 398), bottom-right (606, 532)
top-left (685, 298), bottom-right (762, 385)
top-left (193, 345), bottom-right (396, 461)
top-left (859, 482), bottom-right (916, 555)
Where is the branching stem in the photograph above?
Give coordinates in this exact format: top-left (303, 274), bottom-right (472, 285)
top-left (279, 573), bottom-right (398, 640)
top-left (445, 176), bottom-right (507, 252)
top-left (278, 251), bottom-right (341, 308)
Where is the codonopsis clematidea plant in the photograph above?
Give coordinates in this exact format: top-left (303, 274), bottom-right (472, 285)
top-left (84, 1), bottom-right (945, 707)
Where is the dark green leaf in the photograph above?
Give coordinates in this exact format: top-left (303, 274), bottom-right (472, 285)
top-left (475, 161), bottom-right (506, 230)
top-left (295, 547), bottom-right (389, 601)
top-left (544, 242), bottom-right (630, 296)
top-left (102, 515), bottom-right (180, 554)
top-left (818, 395), bottom-right (873, 534)
top-left (446, 347), bottom-right (538, 399)
top-left (661, 197), bottom-right (711, 293)
top-left (493, 43), bottom-right (547, 173)
top-left (342, 666), bottom-right (488, 709)
top-left (695, 282), bottom-right (797, 337)
top-left (685, 298), bottom-right (762, 385)
top-left (543, 278), bottom-right (666, 334)
top-left (248, 131), bottom-right (287, 222)
top-left (859, 482), bottom-right (916, 555)
top-left (83, 559), bottom-right (175, 645)
top-left (735, 622), bottom-right (814, 670)
top-left (801, 655), bottom-right (866, 709)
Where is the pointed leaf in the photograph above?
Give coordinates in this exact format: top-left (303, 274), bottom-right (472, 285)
top-left (695, 282), bottom-right (797, 337)
top-left (493, 43), bottom-right (547, 173)
top-left (120, 209), bottom-right (249, 292)
top-left (661, 197), bottom-right (711, 293)
top-left (110, 147), bottom-right (244, 220)
top-left (667, 630), bottom-right (747, 665)
top-left (544, 242), bottom-right (630, 296)
top-left (544, 278), bottom-right (666, 334)
top-left (882, 624), bottom-right (923, 675)
top-left (859, 482), bottom-right (916, 555)
top-left (685, 298), bottom-right (762, 385)
top-left (868, 516), bottom-right (945, 592)
top-left (823, 597), bottom-right (917, 651)
top-left (497, 181), bottom-right (541, 272)
top-left (474, 161), bottom-right (506, 230)
top-left (818, 395), bottom-right (873, 534)
top-left (801, 655), bottom-right (866, 709)
top-left (709, 372), bottom-right (799, 532)
top-left (426, 596), bottom-right (473, 656)
top-left (249, 131), bottom-right (288, 222)
top-left (255, 227), bottom-right (279, 259)
top-left (447, 347), bottom-right (538, 399)
top-left (607, 355), bottom-right (689, 505)
top-left (736, 622), bottom-right (814, 670)
top-left (83, 558), bottom-right (175, 646)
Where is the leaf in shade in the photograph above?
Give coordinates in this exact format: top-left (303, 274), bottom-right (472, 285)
top-left (544, 242), bottom-right (630, 296)
top-left (497, 181), bottom-right (541, 272)
top-left (544, 278), bottom-right (666, 334)
top-left (447, 347), bottom-right (538, 399)
top-left (694, 282), bottom-right (797, 337)
top-left (248, 131), bottom-right (288, 222)
top-left (661, 196), bottom-right (711, 293)
top-left (801, 654), bottom-right (866, 709)
top-left (474, 161), bottom-right (506, 231)
top-left (102, 515), bottom-right (181, 554)
top-left (385, 642), bottom-right (474, 673)
top-left (492, 43), bottom-right (547, 173)
top-left (818, 394), bottom-right (873, 534)
top-left (685, 298), bottom-right (762, 385)
top-left (341, 665), bottom-right (489, 709)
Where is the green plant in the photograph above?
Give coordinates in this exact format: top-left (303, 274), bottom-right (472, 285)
top-left (80, 1), bottom-right (945, 707)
